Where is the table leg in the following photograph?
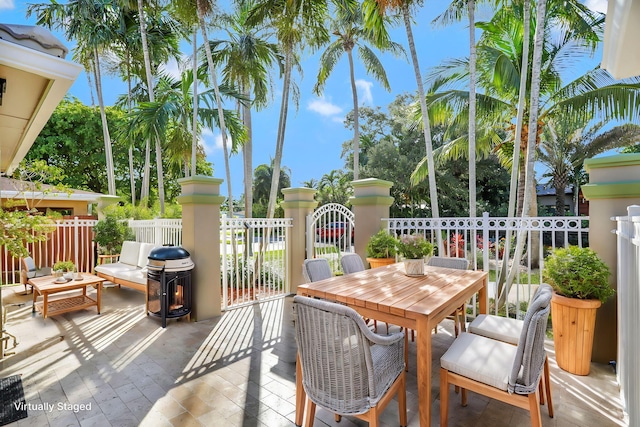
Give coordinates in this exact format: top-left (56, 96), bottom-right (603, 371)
top-left (43, 294), bottom-right (48, 319)
top-left (97, 282), bottom-right (102, 314)
top-left (416, 316), bottom-right (431, 427)
top-left (32, 288), bottom-right (37, 313)
top-left (479, 277), bottom-right (488, 314)
top-left (295, 353), bottom-right (305, 426)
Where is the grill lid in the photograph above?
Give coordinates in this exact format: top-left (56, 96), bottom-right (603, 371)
top-left (149, 246), bottom-right (190, 260)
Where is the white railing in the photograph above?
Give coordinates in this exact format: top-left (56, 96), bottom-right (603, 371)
top-left (613, 206), bottom-right (640, 426)
top-left (221, 218), bottom-right (292, 310)
top-left (385, 212), bottom-right (589, 319)
top-left (306, 203), bottom-right (355, 274)
top-left (1, 217), bottom-right (98, 285)
top-left (128, 218), bottom-right (182, 246)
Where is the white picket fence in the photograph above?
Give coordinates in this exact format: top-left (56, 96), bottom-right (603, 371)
top-left (613, 205), bottom-right (640, 426)
top-left (385, 212), bottom-right (590, 319)
top-left (127, 218), bottom-right (183, 246)
top-left (1, 217), bottom-right (98, 285)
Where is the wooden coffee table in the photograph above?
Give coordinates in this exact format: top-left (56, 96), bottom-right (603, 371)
top-left (29, 273), bottom-right (106, 319)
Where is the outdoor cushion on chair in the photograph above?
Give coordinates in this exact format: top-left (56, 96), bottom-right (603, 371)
top-left (439, 283), bottom-right (553, 427)
top-left (20, 256), bottom-right (51, 293)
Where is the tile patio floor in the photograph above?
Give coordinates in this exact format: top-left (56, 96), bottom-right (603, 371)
top-left (0, 284), bottom-right (627, 427)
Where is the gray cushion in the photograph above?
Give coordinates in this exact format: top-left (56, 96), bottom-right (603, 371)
top-left (468, 314), bottom-right (523, 345)
top-left (440, 332), bottom-right (517, 391)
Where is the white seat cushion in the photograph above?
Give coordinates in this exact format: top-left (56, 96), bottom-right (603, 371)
top-left (440, 332), bottom-right (517, 391)
top-left (94, 263), bottom-right (138, 276)
top-left (468, 314), bottom-right (523, 345)
top-left (115, 269), bottom-right (147, 285)
top-left (119, 241), bottom-right (141, 266)
top-left (137, 243), bottom-right (158, 269)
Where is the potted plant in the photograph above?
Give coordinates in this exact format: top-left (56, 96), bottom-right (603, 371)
top-left (543, 246), bottom-right (614, 375)
top-left (365, 230), bottom-right (398, 269)
top-left (397, 234), bottom-right (434, 276)
top-left (53, 260), bottom-right (76, 280)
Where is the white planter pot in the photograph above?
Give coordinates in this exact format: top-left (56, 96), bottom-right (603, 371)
top-left (404, 259), bottom-right (425, 276)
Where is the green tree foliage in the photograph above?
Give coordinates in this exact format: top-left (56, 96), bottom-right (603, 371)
top-left (25, 98), bottom-right (213, 206)
top-left (347, 95), bottom-right (509, 217)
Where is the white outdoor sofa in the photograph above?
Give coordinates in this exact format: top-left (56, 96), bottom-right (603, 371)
top-left (94, 241), bottom-right (158, 294)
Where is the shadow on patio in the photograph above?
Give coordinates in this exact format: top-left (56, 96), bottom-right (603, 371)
top-left (0, 285), bottom-right (626, 427)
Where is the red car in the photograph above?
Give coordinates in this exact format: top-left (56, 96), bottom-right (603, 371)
top-left (316, 222), bottom-right (354, 242)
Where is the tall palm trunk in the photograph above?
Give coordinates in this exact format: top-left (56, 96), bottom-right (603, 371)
top-left (347, 48), bottom-right (360, 180)
top-left (93, 50), bottom-right (116, 195)
top-left (191, 30), bottom-right (198, 178)
top-left (141, 140), bottom-right (151, 202)
top-left (468, 0), bottom-right (476, 218)
top-left (401, 3), bottom-right (442, 252)
top-left (267, 49), bottom-right (292, 219)
top-left (197, 2), bottom-right (234, 215)
top-left (501, 0), bottom-right (547, 304)
top-left (496, 0), bottom-right (531, 302)
top-left (243, 85), bottom-right (253, 218)
top-left (137, 0), bottom-right (165, 214)
top-left (126, 57), bottom-right (136, 205)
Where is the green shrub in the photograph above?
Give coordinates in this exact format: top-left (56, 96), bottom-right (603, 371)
top-left (93, 215), bottom-right (134, 255)
top-left (366, 230), bottom-right (397, 258)
top-left (543, 246), bottom-right (614, 303)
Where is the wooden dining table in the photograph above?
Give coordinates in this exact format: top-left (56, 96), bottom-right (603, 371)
top-left (295, 261), bottom-right (488, 427)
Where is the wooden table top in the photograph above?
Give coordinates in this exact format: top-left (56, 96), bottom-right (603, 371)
top-left (297, 262), bottom-right (488, 321)
top-left (28, 273), bottom-right (106, 293)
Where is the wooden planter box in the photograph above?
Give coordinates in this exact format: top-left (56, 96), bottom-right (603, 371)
top-left (366, 257), bottom-right (395, 269)
top-left (551, 292), bottom-right (601, 375)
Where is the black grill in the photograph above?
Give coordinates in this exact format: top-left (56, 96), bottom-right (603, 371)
top-left (147, 246), bottom-right (194, 328)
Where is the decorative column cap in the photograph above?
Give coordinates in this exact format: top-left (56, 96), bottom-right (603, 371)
top-left (177, 175), bottom-right (225, 205)
top-left (281, 187), bottom-right (318, 209)
top-left (585, 154), bottom-right (640, 172)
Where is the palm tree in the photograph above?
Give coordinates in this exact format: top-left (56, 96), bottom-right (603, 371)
top-left (432, 0), bottom-right (480, 219)
top-left (314, 2), bottom-right (403, 180)
top-left (418, 3), bottom-right (639, 298)
top-left (249, 0), bottom-right (331, 218)
top-left (539, 122), bottom-right (640, 215)
top-left (209, 1), bottom-right (283, 219)
top-left (127, 70), bottom-right (246, 181)
top-left (318, 169), bottom-right (352, 205)
top-left (364, 0), bottom-right (442, 251)
top-left (253, 160), bottom-right (291, 215)
top-left (109, 4), bottom-right (181, 203)
top-left (28, 0), bottom-right (119, 196)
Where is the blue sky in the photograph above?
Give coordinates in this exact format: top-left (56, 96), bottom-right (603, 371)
top-left (2, 0), bottom-right (607, 198)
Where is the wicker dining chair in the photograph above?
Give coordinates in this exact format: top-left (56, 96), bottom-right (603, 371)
top-left (428, 256), bottom-right (470, 336)
top-left (439, 283), bottom-right (553, 426)
top-left (340, 253), bottom-right (365, 274)
top-left (293, 295), bottom-right (407, 427)
top-left (467, 284), bottom-right (554, 416)
top-left (302, 258), bottom-right (333, 283)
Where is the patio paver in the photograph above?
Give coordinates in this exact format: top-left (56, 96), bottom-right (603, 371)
top-left (0, 285), bottom-right (627, 426)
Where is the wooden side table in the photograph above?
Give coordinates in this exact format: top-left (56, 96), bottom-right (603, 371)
top-left (29, 274), bottom-right (106, 319)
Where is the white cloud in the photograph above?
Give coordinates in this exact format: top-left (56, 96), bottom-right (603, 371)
top-left (200, 128), bottom-right (218, 155)
top-left (585, 0), bottom-right (607, 13)
top-left (356, 79), bottom-right (374, 105)
top-left (307, 97), bottom-right (343, 117)
top-left (160, 56), bottom-right (184, 80)
top-left (0, 0), bottom-right (14, 10)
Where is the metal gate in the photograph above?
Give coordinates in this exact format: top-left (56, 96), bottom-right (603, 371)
top-left (306, 203), bottom-right (355, 274)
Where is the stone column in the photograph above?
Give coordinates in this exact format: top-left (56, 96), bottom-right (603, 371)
top-left (95, 195), bottom-right (120, 219)
top-left (177, 176), bottom-right (225, 320)
top-left (349, 178), bottom-right (394, 266)
top-left (281, 188), bottom-right (317, 294)
top-left (582, 153), bottom-right (640, 363)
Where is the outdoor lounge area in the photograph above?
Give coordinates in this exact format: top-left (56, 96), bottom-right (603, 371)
top-left (0, 284), bottom-right (626, 427)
